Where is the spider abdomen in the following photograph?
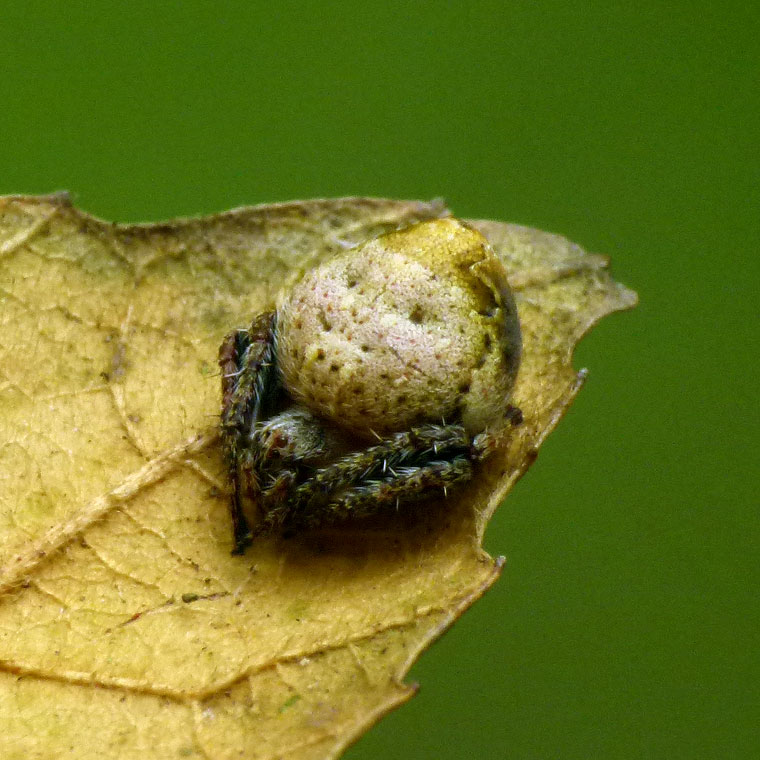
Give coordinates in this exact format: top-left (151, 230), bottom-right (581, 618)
top-left (276, 218), bottom-right (521, 437)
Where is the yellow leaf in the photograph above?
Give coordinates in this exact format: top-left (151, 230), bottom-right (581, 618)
top-left (0, 194), bottom-right (636, 759)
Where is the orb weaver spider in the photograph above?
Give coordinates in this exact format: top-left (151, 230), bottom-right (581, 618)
top-left (219, 218), bottom-right (522, 553)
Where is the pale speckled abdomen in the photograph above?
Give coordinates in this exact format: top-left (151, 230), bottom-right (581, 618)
top-left (276, 218), bottom-right (521, 437)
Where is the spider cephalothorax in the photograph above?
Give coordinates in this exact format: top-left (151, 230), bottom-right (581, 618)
top-left (219, 218), bottom-right (522, 553)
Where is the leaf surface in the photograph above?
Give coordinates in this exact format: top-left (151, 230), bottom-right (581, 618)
top-left (0, 195), bottom-right (636, 759)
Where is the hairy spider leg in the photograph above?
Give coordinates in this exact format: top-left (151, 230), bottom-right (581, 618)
top-left (218, 326), bottom-right (253, 550)
top-left (312, 457), bottom-right (473, 528)
top-left (219, 311), bottom-right (279, 553)
top-left (254, 424), bottom-right (481, 533)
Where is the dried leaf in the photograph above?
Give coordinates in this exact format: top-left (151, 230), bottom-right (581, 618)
top-left (0, 194), bottom-right (636, 759)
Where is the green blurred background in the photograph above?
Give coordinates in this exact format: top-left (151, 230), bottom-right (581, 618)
top-left (1, 2), bottom-right (757, 757)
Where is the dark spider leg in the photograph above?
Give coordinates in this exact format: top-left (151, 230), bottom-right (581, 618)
top-left (219, 329), bottom-right (249, 413)
top-left (219, 311), bottom-right (278, 553)
top-left (256, 424), bottom-right (474, 534)
top-left (297, 424), bottom-right (473, 499)
top-left (219, 328), bottom-right (253, 551)
top-left (221, 312), bottom-right (279, 438)
top-left (302, 456), bottom-right (474, 529)
top-left (288, 408), bottom-right (525, 532)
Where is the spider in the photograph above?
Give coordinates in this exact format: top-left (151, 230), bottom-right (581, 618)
top-left (219, 218), bottom-right (522, 553)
